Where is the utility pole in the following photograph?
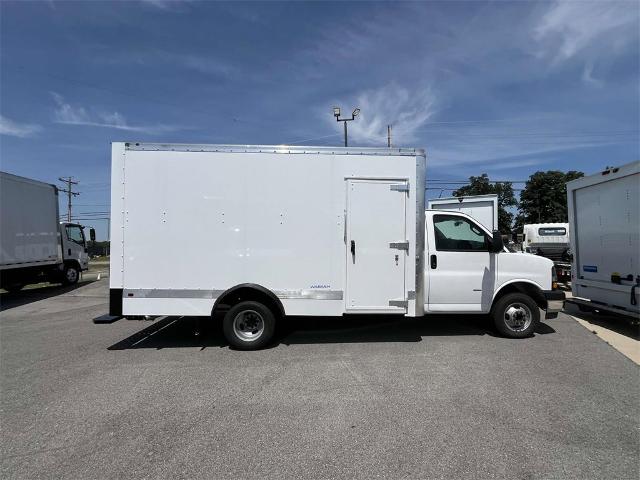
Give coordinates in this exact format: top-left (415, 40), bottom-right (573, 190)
top-left (333, 107), bottom-right (360, 147)
top-left (387, 125), bottom-right (392, 148)
top-left (58, 177), bottom-right (80, 222)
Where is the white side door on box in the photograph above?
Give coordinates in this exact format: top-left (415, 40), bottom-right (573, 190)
top-left (346, 179), bottom-right (407, 312)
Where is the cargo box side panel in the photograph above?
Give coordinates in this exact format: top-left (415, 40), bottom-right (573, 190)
top-left (0, 173), bottom-right (60, 268)
top-left (121, 151), bottom-right (343, 316)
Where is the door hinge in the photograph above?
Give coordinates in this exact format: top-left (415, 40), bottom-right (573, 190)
top-left (389, 241), bottom-right (409, 251)
top-left (389, 299), bottom-right (408, 308)
top-left (390, 183), bottom-right (409, 192)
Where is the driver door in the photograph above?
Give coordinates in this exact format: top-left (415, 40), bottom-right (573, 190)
top-left (426, 212), bottom-right (496, 312)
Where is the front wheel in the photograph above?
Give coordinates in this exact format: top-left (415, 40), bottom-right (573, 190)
top-left (491, 293), bottom-right (539, 338)
top-left (222, 301), bottom-right (276, 350)
top-left (62, 264), bottom-right (80, 285)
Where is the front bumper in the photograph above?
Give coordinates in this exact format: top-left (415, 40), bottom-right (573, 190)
top-left (543, 290), bottom-right (565, 319)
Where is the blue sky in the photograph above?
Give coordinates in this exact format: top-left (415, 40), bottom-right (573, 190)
top-left (1, 0), bottom-right (638, 240)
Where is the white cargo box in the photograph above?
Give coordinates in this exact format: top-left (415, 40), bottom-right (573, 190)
top-left (110, 143), bottom-right (426, 318)
top-left (567, 161), bottom-right (640, 317)
top-left (0, 172), bottom-right (61, 270)
top-left (427, 194), bottom-right (498, 232)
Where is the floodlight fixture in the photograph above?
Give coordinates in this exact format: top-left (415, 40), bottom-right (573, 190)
top-left (332, 106), bottom-right (360, 147)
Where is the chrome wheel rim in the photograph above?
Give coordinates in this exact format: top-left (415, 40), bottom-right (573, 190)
top-left (232, 310), bottom-right (264, 341)
top-left (504, 303), bottom-right (533, 332)
top-left (66, 268), bottom-right (78, 283)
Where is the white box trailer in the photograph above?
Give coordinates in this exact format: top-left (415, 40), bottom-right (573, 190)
top-left (567, 161), bottom-right (640, 318)
top-left (427, 194), bottom-right (498, 232)
top-left (103, 142), bottom-right (563, 348)
top-left (0, 171), bottom-right (91, 291)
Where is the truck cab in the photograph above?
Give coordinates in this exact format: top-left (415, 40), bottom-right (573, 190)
top-left (59, 222), bottom-right (90, 284)
top-left (425, 210), bottom-right (563, 337)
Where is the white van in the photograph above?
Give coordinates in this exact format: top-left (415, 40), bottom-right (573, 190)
top-left (100, 143), bottom-right (563, 349)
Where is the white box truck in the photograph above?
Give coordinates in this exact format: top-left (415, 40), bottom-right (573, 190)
top-left (567, 161), bottom-right (640, 318)
top-left (519, 223), bottom-right (572, 280)
top-left (0, 172), bottom-right (92, 291)
top-left (427, 194), bottom-right (498, 232)
top-left (101, 143), bottom-right (563, 348)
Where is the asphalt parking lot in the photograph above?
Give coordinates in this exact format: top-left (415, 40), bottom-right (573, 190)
top-left (1, 280), bottom-right (638, 480)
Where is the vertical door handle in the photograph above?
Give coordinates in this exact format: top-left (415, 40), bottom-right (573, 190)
top-left (430, 254), bottom-right (437, 269)
top-left (350, 240), bottom-right (356, 256)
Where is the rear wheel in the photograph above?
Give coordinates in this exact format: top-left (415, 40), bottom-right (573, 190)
top-left (62, 264), bottom-right (80, 285)
top-left (491, 293), bottom-right (539, 338)
top-left (222, 300), bottom-right (276, 350)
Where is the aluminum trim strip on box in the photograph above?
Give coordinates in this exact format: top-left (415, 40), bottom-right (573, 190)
top-left (274, 289), bottom-right (343, 300)
top-left (123, 289), bottom-right (224, 299)
top-left (124, 142), bottom-right (423, 157)
top-left (123, 288), bottom-right (343, 300)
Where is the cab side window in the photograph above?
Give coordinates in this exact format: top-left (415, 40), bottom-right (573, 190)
top-left (433, 215), bottom-right (489, 251)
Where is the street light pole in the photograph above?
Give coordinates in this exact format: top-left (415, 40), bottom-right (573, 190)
top-left (333, 107), bottom-right (360, 147)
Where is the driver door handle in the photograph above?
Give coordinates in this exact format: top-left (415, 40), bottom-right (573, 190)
top-left (430, 254), bottom-right (437, 269)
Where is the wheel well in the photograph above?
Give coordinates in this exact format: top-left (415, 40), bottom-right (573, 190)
top-left (64, 259), bottom-right (81, 271)
top-left (211, 284), bottom-right (285, 318)
top-left (493, 282), bottom-right (546, 311)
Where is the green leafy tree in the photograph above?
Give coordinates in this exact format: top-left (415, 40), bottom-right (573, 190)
top-left (518, 171), bottom-right (583, 225)
top-left (452, 174), bottom-right (517, 233)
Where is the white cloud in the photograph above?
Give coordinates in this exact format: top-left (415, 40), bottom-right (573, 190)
top-left (327, 83), bottom-right (436, 146)
top-left (0, 115), bottom-right (42, 138)
top-left (581, 62), bottom-right (603, 87)
top-left (534, 1), bottom-right (638, 62)
top-left (51, 92), bottom-right (183, 134)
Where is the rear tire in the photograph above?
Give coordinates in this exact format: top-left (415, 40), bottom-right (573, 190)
top-left (222, 300), bottom-right (276, 350)
top-left (62, 264), bottom-right (80, 286)
top-left (491, 293), bottom-right (539, 338)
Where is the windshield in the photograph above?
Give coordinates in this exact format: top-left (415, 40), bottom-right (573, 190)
top-left (66, 225), bottom-right (85, 246)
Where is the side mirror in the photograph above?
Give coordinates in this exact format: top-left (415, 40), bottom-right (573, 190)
top-left (89, 228), bottom-right (96, 242)
top-left (491, 230), bottom-right (504, 253)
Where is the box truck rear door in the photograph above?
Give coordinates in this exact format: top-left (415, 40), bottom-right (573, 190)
top-left (346, 179), bottom-right (407, 312)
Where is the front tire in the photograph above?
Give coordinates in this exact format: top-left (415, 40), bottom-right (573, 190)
top-left (491, 293), bottom-right (539, 338)
top-left (62, 264), bottom-right (80, 286)
top-left (222, 301), bottom-right (276, 350)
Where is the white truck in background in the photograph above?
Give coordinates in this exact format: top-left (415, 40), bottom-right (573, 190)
top-left (427, 194), bottom-right (498, 232)
top-left (0, 172), bottom-right (93, 292)
top-left (567, 161), bottom-right (639, 318)
top-left (519, 223), bottom-right (572, 280)
top-left (98, 142), bottom-right (564, 349)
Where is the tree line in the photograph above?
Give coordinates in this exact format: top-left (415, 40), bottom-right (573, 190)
top-left (451, 170), bottom-right (584, 234)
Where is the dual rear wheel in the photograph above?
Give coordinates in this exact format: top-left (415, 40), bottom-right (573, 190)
top-left (222, 301), bottom-right (276, 350)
